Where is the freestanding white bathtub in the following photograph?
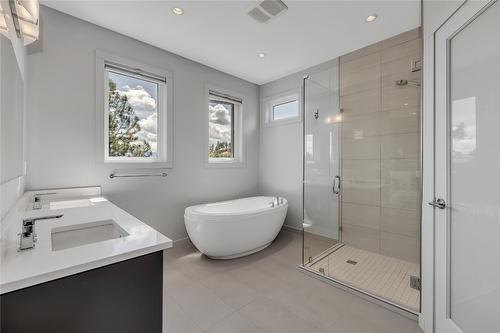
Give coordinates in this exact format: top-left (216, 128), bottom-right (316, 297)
top-left (184, 196), bottom-right (288, 259)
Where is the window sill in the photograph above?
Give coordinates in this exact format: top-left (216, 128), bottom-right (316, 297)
top-left (205, 159), bottom-right (246, 168)
top-left (99, 160), bottom-right (173, 169)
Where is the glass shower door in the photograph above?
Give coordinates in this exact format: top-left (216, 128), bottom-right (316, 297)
top-left (303, 66), bottom-right (342, 266)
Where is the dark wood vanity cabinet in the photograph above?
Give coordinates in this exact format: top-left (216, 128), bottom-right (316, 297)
top-left (1, 251), bottom-right (163, 333)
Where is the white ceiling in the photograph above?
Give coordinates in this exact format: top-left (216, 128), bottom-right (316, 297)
top-left (42, 1), bottom-right (420, 85)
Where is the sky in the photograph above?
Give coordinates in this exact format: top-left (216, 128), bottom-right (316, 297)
top-left (273, 100), bottom-right (298, 120)
top-left (109, 71), bottom-right (158, 154)
top-left (209, 102), bottom-right (232, 146)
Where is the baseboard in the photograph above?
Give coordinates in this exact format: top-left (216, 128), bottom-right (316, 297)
top-left (418, 315), bottom-right (427, 333)
top-left (172, 236), bottom-right (193, 248)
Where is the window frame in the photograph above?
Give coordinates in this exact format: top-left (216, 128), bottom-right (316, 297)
top-left (205, 84), bottom-right (245, 168)
top-left (261, 88), bottom-right (302, 127)
top-left (96, 50), bottom-right (173, 168)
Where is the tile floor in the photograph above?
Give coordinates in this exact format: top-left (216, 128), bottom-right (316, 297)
top-left (308, 245), bottom-right (420, 312)
top-left (163, 230), bottom-right (423, 333)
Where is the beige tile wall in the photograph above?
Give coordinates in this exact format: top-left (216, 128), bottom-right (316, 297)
top-left (339, 28), bottom-right (421, 263)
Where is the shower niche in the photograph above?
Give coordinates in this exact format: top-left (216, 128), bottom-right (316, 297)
top-left (302, 28), bottom-right (422, 314)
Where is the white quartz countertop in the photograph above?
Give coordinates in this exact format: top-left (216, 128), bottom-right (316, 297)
top-left (0, 189), bottom-right (172, 294)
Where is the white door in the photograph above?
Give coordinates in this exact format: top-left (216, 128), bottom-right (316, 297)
top-left (434, 1), bottom-right (500, 332)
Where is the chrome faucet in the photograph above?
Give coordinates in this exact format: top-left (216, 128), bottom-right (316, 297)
top-left (269, 196), bottom-right (284, 208)
top-left (33, 192), bottom-right (57, 210)
top-left (19, 214), bottom-right (63, 251)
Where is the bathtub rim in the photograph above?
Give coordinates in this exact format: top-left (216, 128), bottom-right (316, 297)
top-left (184, 196), bottom-right (288, 219)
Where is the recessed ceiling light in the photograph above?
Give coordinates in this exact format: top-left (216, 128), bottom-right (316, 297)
top-left (365, 14), bottom-right (378, 22)
top-left (258, 52), bottom-right (266, 58)
top-left (172, 7), bottom-right (184, 15)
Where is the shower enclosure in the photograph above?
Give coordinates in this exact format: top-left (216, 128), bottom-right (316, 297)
top-left (302, 28), bottom-right (422, 314)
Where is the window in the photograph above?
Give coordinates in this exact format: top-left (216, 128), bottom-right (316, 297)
top-left (96, 51), bottom-right (173, 166)
top-left (209, 99), bottom-right (234, 159)
top-left (106, 68), bottom-right (161, 160)
top-left (262, 89), bottom-right (301, 127)
top-left (206, 87), bottom-right (244, 166)
top-left (273, 100), bottom-right (299, 120)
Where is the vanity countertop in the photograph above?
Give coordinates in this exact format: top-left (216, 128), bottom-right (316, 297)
top-left (0, 188), bottom-right (172, 294)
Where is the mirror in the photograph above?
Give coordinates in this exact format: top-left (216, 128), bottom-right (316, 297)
top-left (1, 34), bottom-right (24, 183)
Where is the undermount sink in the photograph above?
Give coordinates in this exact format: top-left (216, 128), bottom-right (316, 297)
top-left (51, 220), bottom-right (129, 251)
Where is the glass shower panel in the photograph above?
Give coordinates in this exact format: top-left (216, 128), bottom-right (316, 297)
top-left (303, 65), bottom-right (341, 265)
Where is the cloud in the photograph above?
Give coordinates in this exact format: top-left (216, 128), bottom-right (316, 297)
top-left (136, 113), bottom-right (158, 153)
top-left (117, 85), bottom-right (156, 119)
top-left (120, 85), bottom-right (156, 111)
top-left (209, 103), bottom-right (231, 125)
top-left (209, 122), bottom-right (231, 144)
top-left (138, 113), bottom-right (157, 134)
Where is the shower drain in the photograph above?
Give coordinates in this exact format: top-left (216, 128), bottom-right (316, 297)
top-left (346, 259), bottom-right (358, 265)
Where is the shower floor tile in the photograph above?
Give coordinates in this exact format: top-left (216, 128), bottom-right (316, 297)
top-left (307, 245), bottom-right (420, 312)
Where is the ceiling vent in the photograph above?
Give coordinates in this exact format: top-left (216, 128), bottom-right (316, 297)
top-left (248, 0), bottom-right (288, 24)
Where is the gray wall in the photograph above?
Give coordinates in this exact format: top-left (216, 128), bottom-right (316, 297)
top-left (26, 7), bottom-right (260, 241)
top-left (259, 58), bottom-right (340, 230)
top-left (0, 34), bottom-right (27, 219)
top-left (1, 35), bottom-right (24, 184)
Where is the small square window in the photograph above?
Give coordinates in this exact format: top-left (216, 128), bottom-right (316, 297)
top-left (272, 100), bottom-right (299, 120)
top-left (262, 90), bottom-right (301, 127)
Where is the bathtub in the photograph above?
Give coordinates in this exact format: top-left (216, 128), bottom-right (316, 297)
top-left (184, 196), bottom-right (288, 259)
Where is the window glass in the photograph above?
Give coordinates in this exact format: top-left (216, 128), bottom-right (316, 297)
top-left (107, 70), bottom-right (159, 159)
top-left (273, 100), bottom-right (298, 120)
top-left (208, 100), bottom-right (234, 159)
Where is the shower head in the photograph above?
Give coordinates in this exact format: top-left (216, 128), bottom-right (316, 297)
top-left (395, 79), bottom-right (421, 87)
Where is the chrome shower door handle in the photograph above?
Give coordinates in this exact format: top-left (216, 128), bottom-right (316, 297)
top-left (333, 175), bottom-right (341, 194)
top-left (428, 198), bottom-right (446, 209)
